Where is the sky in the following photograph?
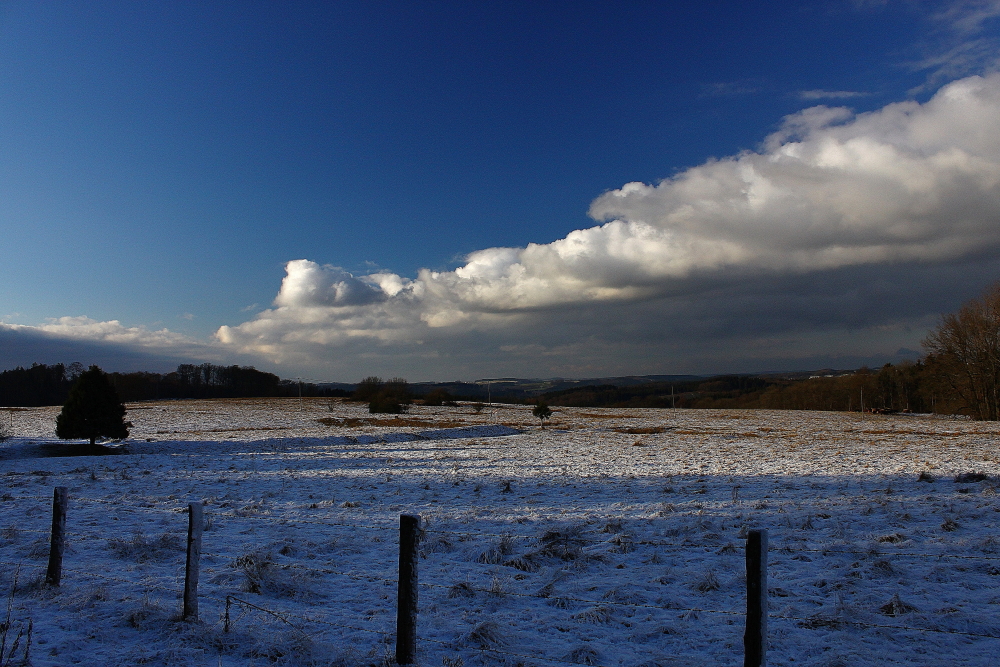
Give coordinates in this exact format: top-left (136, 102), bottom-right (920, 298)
top-left (3, 0), bottom-right (1000, 382)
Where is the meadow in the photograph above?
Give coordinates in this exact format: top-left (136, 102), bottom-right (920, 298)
top-left (1, 398), bottom-right (999, 666)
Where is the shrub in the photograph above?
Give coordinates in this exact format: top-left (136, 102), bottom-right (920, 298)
top-left (233, 550), bottom-right (317, 599)
top-left (369, 396), bottom-right (408, 414)
top-left (368, 377), bottom-right (413, 414)
top-left (421, 388), bottom-right (456, 406)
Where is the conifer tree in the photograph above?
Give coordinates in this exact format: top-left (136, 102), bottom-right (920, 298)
top-left (532, 400), bottom-right (552, 428)
top-left (55, 365), bottom-right (131, 450)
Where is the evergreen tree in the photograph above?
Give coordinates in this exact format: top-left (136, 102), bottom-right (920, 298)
top-left (532, 400), bottom-right (552, 428)
top-left (55, 365), bottom-right (131, 449)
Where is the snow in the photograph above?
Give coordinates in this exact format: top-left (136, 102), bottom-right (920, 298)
top-left (1, 399), bottom-right (1000, 666)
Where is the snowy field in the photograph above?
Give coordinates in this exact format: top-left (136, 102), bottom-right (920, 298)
top-left (1, 398), bottom-right (1000, 667)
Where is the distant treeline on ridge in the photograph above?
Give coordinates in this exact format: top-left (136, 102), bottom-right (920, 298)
top-left (533, 363), bottom-right (939, 413)
top-left (0, 362), bottom-right (348, 407)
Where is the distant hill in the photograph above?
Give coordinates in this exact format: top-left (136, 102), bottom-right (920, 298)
top-left (396, 375), bottom-right (706, 401)
top-left (319, 372), bottom-right (868, 403)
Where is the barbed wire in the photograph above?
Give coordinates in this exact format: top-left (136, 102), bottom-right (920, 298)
top-left (207, 509), bottom-right (398, 532)
top-left (417, 633), bottom-right (611, 667)
top-left (223, 595), bottom-right (392, 638)
top-left (771, 613), bottom-right (1000, 641)
top-left (778, 546), bottom-right (1000, 561)
top-left (71, 495), bottom-right (186, 511)
top-left (60, 567), bottom-right (184, 595)
top-left (0, 528), bottom-right (50, 535)
top-left (0, 560), bottom-right (45, 571)
top-left (418, 579), bottom-right (745, 616)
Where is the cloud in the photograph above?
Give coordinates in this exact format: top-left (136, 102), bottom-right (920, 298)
top-left (10, 316), bottom-right (197, 348)
top-left (798, 90), bottom-right (871, 100)
top-left (0, 322), bottom-right (192, 373)
top-left (0, 317), bottom-right (232, 372)
top-left (909, 1), bottom-right (1000, 89)
top-left (215, 74), bottom-right (1000, 379)
top-left (700, 79), bottom-right (765, 97)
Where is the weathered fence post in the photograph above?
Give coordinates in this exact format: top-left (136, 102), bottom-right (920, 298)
top-left (744, 529), bottom-right (768, 667)
top-left (45, 487), bottom-right (68, 586)
top-left (183, 502), bottom-right (204, 621)
top-left (396, 514), bottom-right (421, 665)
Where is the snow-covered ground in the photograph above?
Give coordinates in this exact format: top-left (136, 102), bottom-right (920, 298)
top-left (1, 398), bottom-right (999, 666)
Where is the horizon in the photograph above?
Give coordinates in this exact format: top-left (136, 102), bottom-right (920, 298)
top-left (3, 1), bottom-right (1000, 381)
top-left (0, 359), bottom-right (896, 387)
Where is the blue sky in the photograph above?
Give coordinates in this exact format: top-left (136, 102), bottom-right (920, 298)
top-left (3, 1), bottom-right (1000, 381)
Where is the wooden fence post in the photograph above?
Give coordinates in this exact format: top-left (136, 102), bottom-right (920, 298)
top-left (45, 487), bottom-right (68, 586)
top-left (183, 502), bottom-right (204, 621)
top-left (396, 514), bottom-right (421, 665)
top-left (744, 529), bottom-right (768, 667)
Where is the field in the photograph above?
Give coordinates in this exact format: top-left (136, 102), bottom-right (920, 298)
top-left (1, 398), bottom-right (1000, 666)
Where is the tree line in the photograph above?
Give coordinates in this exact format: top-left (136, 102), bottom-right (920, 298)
top-left (0, 362), bottom-right (347, 406)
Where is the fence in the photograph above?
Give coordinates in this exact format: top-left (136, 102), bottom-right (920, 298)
top-left (2, 486), bottom-right (1000, 666)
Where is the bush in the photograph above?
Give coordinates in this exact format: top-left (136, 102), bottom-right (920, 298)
top-left (369, 396), bottom-right (408, 414)
top-left (422, 388), bottom-right (457, 406)
top-left (367, 377), bottom-right (413, 414)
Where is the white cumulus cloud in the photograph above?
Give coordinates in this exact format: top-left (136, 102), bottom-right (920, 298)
top-left (218, 74), bottom-right (1000, 375)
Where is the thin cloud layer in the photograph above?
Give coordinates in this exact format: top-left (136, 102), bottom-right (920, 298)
top-left (9, 317), bottom-right (195, 348)
top-left (0, 318), bottom-right (227, 371)
top-left (217, 74), bottom-right (1000, 373)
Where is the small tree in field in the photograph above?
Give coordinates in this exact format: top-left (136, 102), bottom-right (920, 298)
top-left (55, 365), bottom-right (131, 450)
top-left (532, 400), bottom-right (552, 429)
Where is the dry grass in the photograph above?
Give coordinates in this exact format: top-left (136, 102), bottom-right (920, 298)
top-left (578, 413), bottom-right (643, 419)
top-left (107, 532), bottom-right (182, 563)
top-left (156, 426), bottom-right (290, 434)
top-left (613, 427), bottom-right (668, 434)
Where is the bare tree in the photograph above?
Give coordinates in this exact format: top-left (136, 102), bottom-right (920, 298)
top-left (923, 283), bottom-right (1000, 420)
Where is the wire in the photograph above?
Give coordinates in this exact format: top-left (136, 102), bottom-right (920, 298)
top-left (773, 613), bottom-right (1000, 640)
top-left (224, 595), bottom-right (391, 637)
top-left (423, 527), bottom-right (740, 549)
top-left (417, 579), bottom-right (744, 616)
top-left (59, 567), bottom-right (183, 595)
top-left (779, 547), bottom-right (1000, 561)
top-left (418, 634), bottom-right (609, 667)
